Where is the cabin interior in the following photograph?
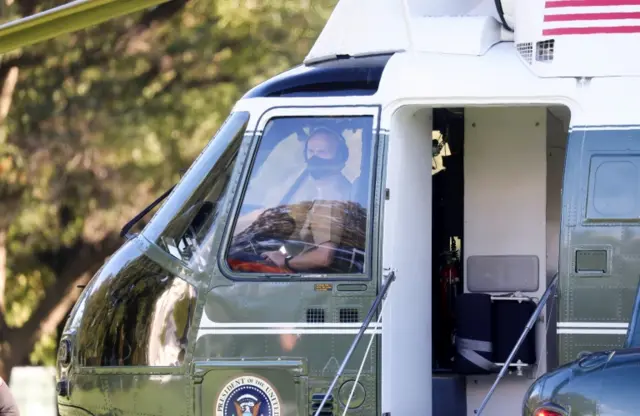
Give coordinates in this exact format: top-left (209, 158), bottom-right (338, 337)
top-left (385, 104), bottom-right (570, 415)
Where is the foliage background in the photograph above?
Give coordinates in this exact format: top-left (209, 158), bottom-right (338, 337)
top-left (0, 0), bottom-right (336, 381)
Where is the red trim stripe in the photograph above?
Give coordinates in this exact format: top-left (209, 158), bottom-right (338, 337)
top-left (544, 11), bottom-right (640, 20)
top-left (546, 0), bottom-right (640, 7)
top-left (543, 25), bottom-right (640, 34)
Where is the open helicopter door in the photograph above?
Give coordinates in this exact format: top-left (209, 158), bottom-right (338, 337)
top-left (375, 101), bottom-right (572, 415)
top-left (193, 104), bottom-right (386, 416)
top-left (379, 106), bottom-right (435, 415)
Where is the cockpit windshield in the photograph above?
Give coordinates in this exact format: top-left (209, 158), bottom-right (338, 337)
top-left (223, 115), bottom-right (375, 276)
top-left (142, 111), bottom-right (250, 270)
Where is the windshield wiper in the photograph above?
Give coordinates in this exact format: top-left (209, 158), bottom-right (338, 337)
top-left (120, 184), bottom-right (176, 239)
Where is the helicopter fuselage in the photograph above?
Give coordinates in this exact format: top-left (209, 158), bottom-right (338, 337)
top-left (54, 1), bottom-right (640, 414)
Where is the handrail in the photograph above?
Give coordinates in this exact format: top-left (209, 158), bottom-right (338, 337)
top-left (313, 269), bottom-right (396, 416)
top-left (341, 300), bottom-right (385, 416)
top-left (624, 275), bottom-right (640, 348)
top-left (476, 273), bottom-right (559, 415)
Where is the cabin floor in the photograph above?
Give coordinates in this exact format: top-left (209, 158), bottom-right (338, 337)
top-left (426, 105), bottom-right (569, 415)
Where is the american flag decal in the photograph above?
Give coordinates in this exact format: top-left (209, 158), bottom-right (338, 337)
top-left (543, 0), bottom-right (640, 36)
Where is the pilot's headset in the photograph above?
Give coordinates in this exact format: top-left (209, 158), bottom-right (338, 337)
top-left (303, 126), bottom-right (350, 171)
top-left (278, 127), bottom-right (350, 205)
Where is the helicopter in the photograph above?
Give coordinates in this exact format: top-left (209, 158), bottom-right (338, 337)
top-left (4, 0), bottom-right (632, 415)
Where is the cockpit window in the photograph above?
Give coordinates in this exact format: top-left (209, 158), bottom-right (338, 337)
top-left (224, 115), bottom-right (375, 276)
top-left (142, 111), bottom-right (250, 270)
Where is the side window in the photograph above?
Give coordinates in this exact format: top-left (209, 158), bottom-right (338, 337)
top-left (75, 249), bottom-right (197, 367)
top-left (143, 111), bottom-right (250, 270)
top-left (225, 115), bottom-right (375, 276)
top-left (586, 154), bottom-right (640, 221)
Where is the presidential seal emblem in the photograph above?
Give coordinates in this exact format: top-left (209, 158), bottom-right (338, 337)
top-left (215, 375), bottom-right (282, 416)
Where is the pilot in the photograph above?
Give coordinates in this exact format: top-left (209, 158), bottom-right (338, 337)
top-left (260, 126), bottom-right (351, 272)
top-left (0, 377), bottom-right (19, 415)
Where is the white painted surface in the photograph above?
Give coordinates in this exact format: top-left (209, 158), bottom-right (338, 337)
top-left (514, 0), bottom-right (640, 78)
top-left (241, 43), bottom-right (640, 129)
top-left (381, 106), bottom-right (433, 415)
top-left (377, 44), bottom-right (581, 117)
top-left (464, 106), bottom-right (547, 297)
top-left (305, 0), bottom-right (506, 61)
top-left (411, 16), bottom-right (502, 56)
top-left (546, 108), bottom-right (567, 281)
top-left (304, 0), bottom-right (410, 64)
top-left (306, 0), bottom-right (640, 76)
top-left (544, 107), bottom-right (569, 371)
top-left (463, 106), bottom-right (548, 415)
top-left (405, 0), bottom-right (489, 16)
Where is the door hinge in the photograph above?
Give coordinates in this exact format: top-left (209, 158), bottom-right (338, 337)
top-left (385, 188), bottom-right (390, 200)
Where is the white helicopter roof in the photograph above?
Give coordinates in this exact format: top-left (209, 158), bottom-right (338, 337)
top-left (305, 0), bottom-right (640, 78)
top-left (304, 0), bottom-right (505, 64)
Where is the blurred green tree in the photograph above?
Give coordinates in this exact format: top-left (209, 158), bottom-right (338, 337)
top-left (0, 0), bottom-right (336, 381)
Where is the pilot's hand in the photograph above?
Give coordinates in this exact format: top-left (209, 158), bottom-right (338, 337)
top-left (262, 251), bottom-right (286, 268)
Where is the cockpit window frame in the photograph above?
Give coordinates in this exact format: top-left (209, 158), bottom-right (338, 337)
top-left (137, 111), bottom-right (252, 286)
top-left (217, 105), bottom-right (382, 282)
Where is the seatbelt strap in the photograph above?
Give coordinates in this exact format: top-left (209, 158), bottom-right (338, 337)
top-left (279, 170), bottom-right (310, 206)
top-left (456, 336), bottom-right (497, 371)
